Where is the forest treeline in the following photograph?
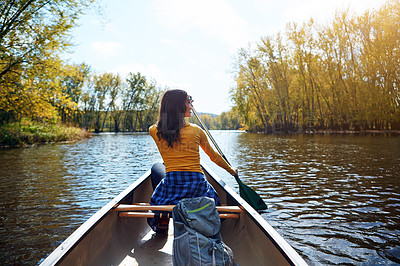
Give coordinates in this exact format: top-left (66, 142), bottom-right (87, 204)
top-left (230, 0), bottom-right (400, 133)
top-left (0, 0), bottom-right (234, 135)
top-left (0, 1), bottom-right (92, 127)
top-left (1, 0), bottom-right (399, 141)
top-left (0, 1), bottom-right (166, 134)
top-left (61, 70), bottom-right (165, 133)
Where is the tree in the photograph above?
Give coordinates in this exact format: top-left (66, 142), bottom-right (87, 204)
top-left (109, 75), bottom-right (123, 132)
top-left (231, 48), bottom-right (271, 132)
top-left (230, 0), bottom-right (400, 132)
top-left (258, 34), bottom-right (297, 132)
top-left (0, 0), bottom-right (94, 124)
top-left (89, 73), bottom-right (121, 133)
top-left (59, 63), bottom-right (91, 125)
top-left (137, 81), bottom-right (163, 131)
top-left (123, 72), bottom-right (147, 131)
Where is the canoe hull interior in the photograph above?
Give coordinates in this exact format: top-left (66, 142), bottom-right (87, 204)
top-left (42, 164), bottom-right (307, 266)
top-left (60, 178), bottom-right (159, 265)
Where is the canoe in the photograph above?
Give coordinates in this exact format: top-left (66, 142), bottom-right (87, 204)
top-left (40, 161), bottom-right (308, 265)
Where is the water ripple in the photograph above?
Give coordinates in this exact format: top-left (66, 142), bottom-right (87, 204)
top-left (1, 132), bottom-right (399, 265)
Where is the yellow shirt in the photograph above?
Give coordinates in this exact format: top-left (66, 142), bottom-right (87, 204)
top-left (149, 123), bottom-right (235, 175)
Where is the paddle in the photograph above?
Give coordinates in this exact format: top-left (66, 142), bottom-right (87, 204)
top-left (192, 108), bottom-right (268, 211)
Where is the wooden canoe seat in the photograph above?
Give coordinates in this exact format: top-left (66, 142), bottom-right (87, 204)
top-left (115, 203), bottom-right (243, 219)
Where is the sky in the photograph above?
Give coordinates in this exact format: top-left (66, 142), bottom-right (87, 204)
top-left (67, 0), bottom-right (388, 115)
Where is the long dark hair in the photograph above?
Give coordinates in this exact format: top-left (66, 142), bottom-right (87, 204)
top-left (156, 89), bottom-right (188, 147)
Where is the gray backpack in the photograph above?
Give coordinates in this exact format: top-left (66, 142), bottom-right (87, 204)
top-left (172, 197), bottom-right (236, 266)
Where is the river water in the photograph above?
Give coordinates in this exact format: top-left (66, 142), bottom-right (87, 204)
top-left (0, 132), bottom-right (399, 265)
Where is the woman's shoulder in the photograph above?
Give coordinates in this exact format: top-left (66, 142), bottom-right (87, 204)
top-left (185, 123), bottom-right (206, 137)
top-left (186, 122), bottom-right (202, 130)
top-left (149, 124), bottom-right (157, 134)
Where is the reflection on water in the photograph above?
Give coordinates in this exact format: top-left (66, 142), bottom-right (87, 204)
top-left (0, 133), bottom-right (161, 265)
top-left (0, 132), bottom-right (399, 265)
top-left (234, 134), bottom-right (400, 265)
top-left (198, 132), bottom-right (400, 265)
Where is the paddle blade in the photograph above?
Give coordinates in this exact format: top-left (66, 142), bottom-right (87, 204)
top-left (235, 177), bottom-right (268, 211)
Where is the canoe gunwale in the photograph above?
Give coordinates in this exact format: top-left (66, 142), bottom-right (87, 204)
top-left (40, 161), bottom-right (307, 266)
top-left (39, 169), bottom-right (152, 266)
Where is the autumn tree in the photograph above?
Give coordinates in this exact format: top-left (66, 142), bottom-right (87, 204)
top-left (108, 74), bottom-right (123, 132)
top-left (59, 63), bottom-right (91, 125)
top-left (231, 0), bottom-right (400, 132)
top-left (231, 48), bottom-right (272, 132)
top-left (0, 0), bottom-right (94, 124)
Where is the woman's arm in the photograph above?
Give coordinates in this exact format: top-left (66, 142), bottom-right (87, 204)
top-left (198, 128), bottom-right (237, 176)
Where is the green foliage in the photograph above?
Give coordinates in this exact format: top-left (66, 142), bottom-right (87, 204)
top-left (0, 0), bottom-right (167, 145)
top-left (231, 0), bottom-right (400, 132)
top-left (187, 109), bottom-right (245, 130)
top-left (79, 72), bottom-right (164, 133)
top-left (0, 0), bottom-right (93, 124)
top-left (0, 119), bottom-right (89, 147)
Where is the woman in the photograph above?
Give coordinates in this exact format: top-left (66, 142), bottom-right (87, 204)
top-left (148, 89), bottom-right (238, 231)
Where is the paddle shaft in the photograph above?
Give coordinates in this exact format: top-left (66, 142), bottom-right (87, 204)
top-left (191, 108), bottom-right (231, 166)
top-left (191, 107), bottom-right (268, 211)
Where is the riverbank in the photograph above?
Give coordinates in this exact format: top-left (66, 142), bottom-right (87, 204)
top-left (253, 129), bottom-right (400, 135)
top-left (304, 129), bottom-right (400, 135)
top-left (0, 120), bottom-right (91, 148)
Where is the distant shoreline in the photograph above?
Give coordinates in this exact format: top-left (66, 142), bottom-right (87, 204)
top-left (304, 129), bottom-right (400, 135)
top-left (2, 127), bottom-right (398, 149)
top-left (250, 129), bottom-right (400, 135)
top-left (0, 120), bottom-right (90, 149)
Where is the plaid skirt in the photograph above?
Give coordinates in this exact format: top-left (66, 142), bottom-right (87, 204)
top-left (150, 171), bottom-right (221, 206)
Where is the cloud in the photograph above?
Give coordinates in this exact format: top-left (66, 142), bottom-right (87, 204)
top-left (160, 38), bottom-right (178, 47)
top-left (281, 0), bottom-right (386, 25)
top-left (152, 0), bottom-right (251, 50)
top-left (91, 41), bottom-right (122, 58)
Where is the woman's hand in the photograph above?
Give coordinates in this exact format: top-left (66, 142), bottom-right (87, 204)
top-left (233, 168), bottom-right (239, 178)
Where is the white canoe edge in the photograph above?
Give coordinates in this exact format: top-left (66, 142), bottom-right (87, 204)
top-left (40, 162), bottom-right (308, 266)
top-left (39, 169), bottom-right (152, 266)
